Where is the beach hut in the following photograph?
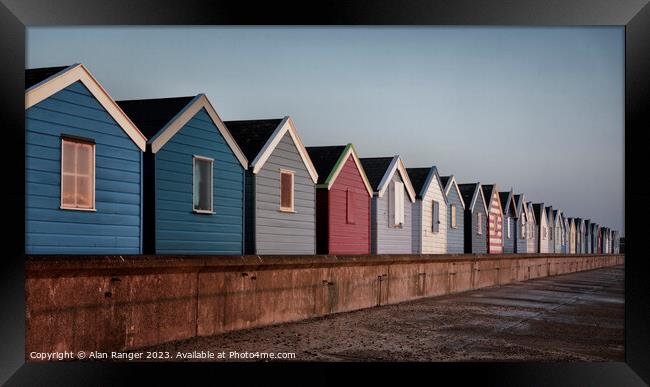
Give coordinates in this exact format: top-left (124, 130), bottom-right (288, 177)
top-left (117, 94), bottom-right (248, 254)
top-left (613, 230), bottom-right (620, 253)
top-left (458, 183), bottom-right (488, 254)
top-left (600, 227), bottom-right (607, 254)
top-left (306, 144), bottom-right (373, 255)
top-left (440, 175), bottom-right (466, 254)
top-left (561, 213), bottom-right (569, 254)
top-left (552, 210), bottom-right (564, 254)
top-left (225, 117), bottom-right (318, 255)
top-left (608, 229), bottom-right (614, 253)
top-left (545, 206), bottom-right (555, 253)
top-left (407, 166), bottom-right (448, 254)
top-left (513, 194), bottom-right (529, 253)
top-left (479, 185), bottom-right (504, 254)
top-left (533, 204), bottom-right (549, 253)
top-left (590, 222), bottom-right (599, 254)
top-left (575, 218), bottom-right (584, 254)
top-left (499, 190), bottom-right (517, 254)
top-left (25, 64), bottom-right (147, 254)
top-left (568, 218), bottom-right (577, 254)
top-left (583, 219), bottom-right (592, 254)
top-left (526, 201), bottom-right (538, 253)
top-left (360, 156), bottom-right (416, 254)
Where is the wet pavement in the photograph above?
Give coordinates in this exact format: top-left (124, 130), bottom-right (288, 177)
top-left (141, 265), bottom-right (624, 361)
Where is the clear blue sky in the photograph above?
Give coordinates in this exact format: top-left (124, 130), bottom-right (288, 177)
top-left (27, 27), bottom-right (624, 234)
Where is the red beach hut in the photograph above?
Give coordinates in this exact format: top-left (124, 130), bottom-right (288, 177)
top-left (306, 144), bottom-right (373, 255)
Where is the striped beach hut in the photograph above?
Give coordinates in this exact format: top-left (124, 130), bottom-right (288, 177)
top-left (481, 185), bottom-right (504, 254)
top-left (360, 156), bottom-right (416, 255)
top-left (440, 175), bottom-right (465, 254)
top-left (306, 144), bottom-right (373, 255)
top-left (117, 94), bottom-right (248, 255)
top-left (25, 64), bottom-right (147, 254)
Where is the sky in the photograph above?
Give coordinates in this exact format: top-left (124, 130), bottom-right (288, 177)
top-left (27, 27), bottom-right (624, 234)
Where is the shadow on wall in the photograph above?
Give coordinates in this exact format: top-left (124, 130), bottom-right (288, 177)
top-left (25, 253), bottom-right (624, 357)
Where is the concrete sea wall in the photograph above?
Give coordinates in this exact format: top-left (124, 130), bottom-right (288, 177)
top-left (26, 253), bottom-right (624, 356)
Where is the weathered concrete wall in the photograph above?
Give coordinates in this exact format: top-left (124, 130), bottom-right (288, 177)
top-left (26, 253), bottom-right (624, 356)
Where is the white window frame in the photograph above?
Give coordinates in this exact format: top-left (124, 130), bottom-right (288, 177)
top-left (391, 181), bottom-right (405, 227)
top-left (192, 155), bottom-right (214, 214)
top-left (507, 217), bottom-right (511, 239)
top-left (279, 169), bottom-right (295, 213)
top-left (450, 204), bottom-right (457, 229)
top-left (477, 213), bottom-right (483, 235)
top-left (60, 136), bottom-right (96, 211)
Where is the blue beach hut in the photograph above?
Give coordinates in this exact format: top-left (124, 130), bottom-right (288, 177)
top-left (117, 94), bottom-right (248, 254)
top-left (25, 64), bottom-right (147, 254)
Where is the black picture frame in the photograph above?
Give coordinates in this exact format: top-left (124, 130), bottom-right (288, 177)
top-left (1, 1), bottom-right (648, 385)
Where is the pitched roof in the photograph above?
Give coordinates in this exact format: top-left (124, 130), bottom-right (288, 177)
top-left (526, 202), bottom-right (536, 223)
top-left (440, 175), bottom-right (465, 209)
top-left (359, 157), bottom-right (394, 191)
top-left (25, 63), bottom-right (147, 151)
top-left (116, 96), bottom-right (195, 140)
top-left (499, 191), bottom-right (516, 216)
top-left (223, 119), bottom-right (284, 162)
top-left (513, 194), bottom-right (525, 218)
top-left (406, 168), bottom-right (431, 198)
top-left (25, 65), bottom-right (69, 89)
top-left (481, 185), bottom-right (495, 203)
top-left (532, 203), bottom-right (545, 224)
top-left (458, 183), bottom-right (487, 212)
top-left (545, 206), bottom-right (554, 222)
top-left (498, 192), bottom-right (510, 212)
top-left (305, 145), bottom-right (347, 185)
top-left (458, 183), bottom-right (478, 208)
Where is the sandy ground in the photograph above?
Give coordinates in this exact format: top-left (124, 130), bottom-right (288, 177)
top-left (137, 265), bottom-right (624, 362)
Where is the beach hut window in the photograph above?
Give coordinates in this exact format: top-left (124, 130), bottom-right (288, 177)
top-left (61, 137), bottom-right (95, 210)
top-left (346, 189), bottom-right (355, 224)
top-left (450, 204), bottom-right (457, 228)
top-left (390, 181), bottom-right (405, 227)
top-left (193, 156), bottom-right (213, 213)
top-left (280, 170), bottom-right (295, 212)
